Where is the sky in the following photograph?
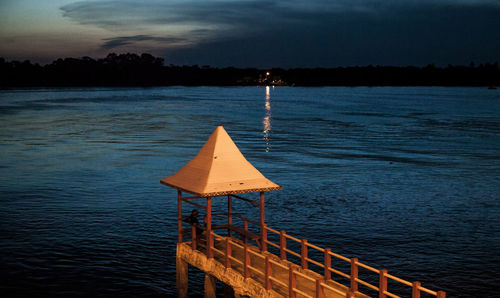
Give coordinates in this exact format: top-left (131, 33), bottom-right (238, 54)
top-left (1, 0), bottom-right (500, 67)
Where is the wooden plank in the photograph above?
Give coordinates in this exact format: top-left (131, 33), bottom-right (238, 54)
top-left (182, 198), bottom-right (207, 210)
top-left (231, 194), bottom-right (259, 206)
top-left (181, 195), bottom-right (203, 200)
top-left (228, 224), bottom-right (260, 240)
top-left (232, 213), bottom-right (260, 226)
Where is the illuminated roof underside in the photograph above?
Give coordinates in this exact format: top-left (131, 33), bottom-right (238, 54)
top-left (161, 126), bottom-right (282, 196)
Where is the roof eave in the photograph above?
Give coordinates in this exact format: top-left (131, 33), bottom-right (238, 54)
top-left (160, 179), bottom-right (282, 197)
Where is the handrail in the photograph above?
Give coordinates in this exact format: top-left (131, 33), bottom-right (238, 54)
top-left (292, 287), bottom-right (313, 298)
top-left (211, 246), bottom-right (224, 256)
top-left (284, 248), bottom-right (301, 258)
top-left (265, 240), bottom-right (280, 249)
top-left (319, 280), bottom-right (345, 296)
top-left (419, 286), bottom-right (438, 296)
top-left (262, 225), bottom-right (444, 297)
top-left (305, 241), bottom-right (325, 252)
top-left (213, 212), bottom-right (260, 226)
top-left (329, 250), bottom-right (350, 262)
top-left (386, 272), bottom-right (412, 287)
top-left (203, 226), bottom-right (444, 298)
top-left (293, 268), bottom-right (316, 282)
top-left (211, 231), bottom-right (223, 239)
top-left (283, 232), bottom-right (301, 243)
top-left (265, 225), bottom-right (280, 235)
top-left (177, 189), bottom-right (445, 298)
top-left (356, 260), bottom-right (380, 274)
top-left (211, 212), bottom-right (229, 216)
top-left (306, 257), bottom-right (324, 268)
top-left (248, 264), bottom-right (264, 276)
top-left (384, 290), bottom-right (401, 298)
top-left (232, 213), bottom-right (260, 226)
top-left (230, 194), bottom-right (259, 206)
top-left (269, 258), bottom-right (289, 270)
top-left (247, 247), bottom-right (266, 260)
top-left (181, 198), bottom-right (206, 210)
top-left (181, 195), bottom-right (203, 200)
top-left (229, 255), bottom-right (243, 265)
top-left (269, 275), bottom-right (287, 287)
top-left (356, 277), bottom-right (379, 291)
top-left (329, 267), bottom-right (350, 279)
top-left (230, 239), bottom-right (244, 249)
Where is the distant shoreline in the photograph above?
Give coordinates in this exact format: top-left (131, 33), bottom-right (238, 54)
top-left (1, 53), bottom-right (499, 88)
top-left (1, 85), bottom-right (499, 90)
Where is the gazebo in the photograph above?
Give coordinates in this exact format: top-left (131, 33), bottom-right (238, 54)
top-left (161, 125), bottom-right (282, 258)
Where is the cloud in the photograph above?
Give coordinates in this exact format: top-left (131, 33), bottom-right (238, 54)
top-left (59, 0), bottom-right (500, 67)
top-left (61, 0), bottom-right (280, 29)
top-left (60, 0), bottom-right (500, 37)
top-left (162, 4), bottom-right (500, 67)
top-left (101, 35), bottom-right (186, 50)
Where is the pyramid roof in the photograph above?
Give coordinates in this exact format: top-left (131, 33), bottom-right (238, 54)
top-left (161, 126), bottom-right (282, 196)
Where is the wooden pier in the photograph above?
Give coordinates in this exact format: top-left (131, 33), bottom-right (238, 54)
top-left (162, 126), bottom-right (446, 298)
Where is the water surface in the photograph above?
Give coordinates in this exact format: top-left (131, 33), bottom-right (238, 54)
top-left (1, 86), bottom-right (499, 297)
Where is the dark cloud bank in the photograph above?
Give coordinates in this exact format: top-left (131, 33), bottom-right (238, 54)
top-left (100, 35), bottom-right (186, 50)
top-left (61, 0), bottom-right (500, 67)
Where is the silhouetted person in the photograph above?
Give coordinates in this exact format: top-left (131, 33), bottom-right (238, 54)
top-left (183, 209), bottom-right (203, 237)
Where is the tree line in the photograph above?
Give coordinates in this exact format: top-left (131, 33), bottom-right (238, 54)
top-left (1, 53), bottom-right (499, 87)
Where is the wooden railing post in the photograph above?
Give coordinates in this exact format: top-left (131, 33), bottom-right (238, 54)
top-left (289, 266), bottom-right (296, 298)
top-left (206, 196), bottom-right (213, 258)
top-left (260, 192), bottom-right (267, 252)
top-left (346, 290), bottom-right (355, 298)
top-left (324, 248), bottom-right (331, 280)
top-left (412, 281), bottom-right (421, 298)
top-left (244, 219), bottom-right (249, 245)
top-left (437, 291), bottom-right (446, 298)
top-left (228, 195), bottom-right (232, 237)
top-left (191, 225), bottom-right (197, 250)
top-left (301, 239), bottom-right (308, 270)
top-left (262, 226), bottom-right (268, 252)
top-left (265, 256), bottom-right (272, 290)
top-left (244, 243), bottom-right (250, 279)
top-left (316, 279), bottom-right (324, 298)
top-left (225, 238), bottom-right (231, 268)
top-left (350, 258), bottom-right (358, 293)
top-left (280, 231), bottom-right (287, 260)
top-left (379, 269), bottom-right (387, 298)
top-left (177, 190), bottom-right (182, 243)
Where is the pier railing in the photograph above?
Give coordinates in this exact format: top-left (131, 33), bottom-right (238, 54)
top-left (185, 221), bottom-right (445, 298)
top-left (263, 226), bottom-right (445, 298)
top-left (177, 190), bottom-right (445, 297)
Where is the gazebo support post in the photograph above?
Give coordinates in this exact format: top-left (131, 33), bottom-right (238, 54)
top-left (228, 195), bottom-right (232, 237)
top-left (206, 196), bottom-right (213, 258)
top-left (260, 192), bottom-right (267, 252)
top-left (178, 190), bottom-right (183, 243)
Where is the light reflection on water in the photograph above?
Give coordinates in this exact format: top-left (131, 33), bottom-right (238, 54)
top-left (263, 86), bottom-right (272, 152)
top-left (0, 86), bottom-right (499, 298)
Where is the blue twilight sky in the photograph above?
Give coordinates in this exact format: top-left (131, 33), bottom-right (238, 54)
top-left (1, 0), bottom-right (499, 67)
